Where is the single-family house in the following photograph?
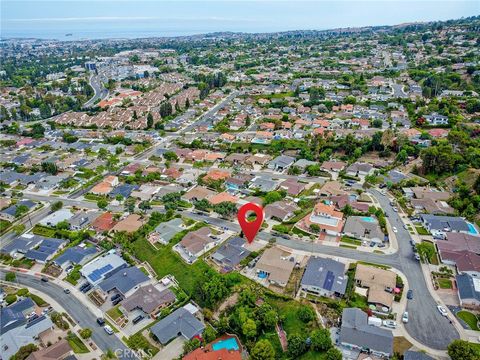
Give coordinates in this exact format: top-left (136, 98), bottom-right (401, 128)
top-left (150, 306), bottom-right (205, 345)
top-left (211, 236), bottom-right (251, 270)
top-left (301, 257), bottom-right (348, 297)
top-left (339, 308), bottom-right (393, 358)
top-left (121, 285), bottom-right (176, 317)
top-left (254, 246), bottom-right (296, 287)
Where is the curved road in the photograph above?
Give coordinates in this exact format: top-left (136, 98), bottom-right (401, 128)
top-left (84, 73), bottom-right (108, 108)
top-left (183, 189), bottom-right (459, 350)
top-left (280, 189), bottom-right (459, 349)
top-left (0, 270), bottom-right (137, 359)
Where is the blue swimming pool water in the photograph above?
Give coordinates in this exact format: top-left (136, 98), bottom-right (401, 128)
top-left (258, 272), bottom-right (267, 279)
top-left (467, 223), bottom-right (479, 235)
top-left (362, 217), bottom-right (376, 223)
top-left (212, 337), bottom-right (239, 351)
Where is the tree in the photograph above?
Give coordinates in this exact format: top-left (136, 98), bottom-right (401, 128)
top-left (242, 318), bottom-right (257, 338)
top-left (309, 224), bottom-right (321, 233)
top-left (325, 347), bottom-right (343, 360)
top-left (163, 151), bottom-right (179, 162)
top-left (5, 271), bottom-right (16, 282)
top-left (185, 98), bottom-right (190, 108)
top-left (183, 338), bottom-right (201, 355)
top-left (13, 223), bottom-right (26, 235)
top-left (287, 334), bottom-right (307, 358)
top-left (288, 165), bottom-right (301, 175)
top-left (5, 293), bottom-right (17, 305)
top-left (213, 202), bottom-right (237, 217)
top-left (79, 328), bottom-right (92, 339)
top-left (146, 112), bottom-right (154, 129)
top-left (396, 149), bottom-right (408, 163)
top-left (298, 305), bottom-right (315, 323)
top-left (41, 161), bottom-right (58, 175)
top-left (250, 339), bottom-right (275, 360)
top-left (15, 205), bottom-right (29, 218)
top-left (263, 190), bottom-right (284, 205)
top-left (310, 328), bottom-right (332, 351)
top-left (51, 201), bottom-right (63, 212)
top-left (10, 343), bottom-right (38, 360)
top-left (203, 326), bottom-right (217, 344)
top-left (447, 339), bottom-right (480, 360)
top-left (201, 275), bottom-right (229, 308)
top-left (97, 199), bottom-right (108, 209)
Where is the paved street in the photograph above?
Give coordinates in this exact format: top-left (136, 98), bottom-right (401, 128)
top-left (181, 91), bottom-right (239, 133)
top-left (183, 191), bottom-right (459, 350)
top-left (84, 73), bottom-right (108, 108)
top-left (0, 206), bottom-right (51, 248)
top-left (0, 270), bottom-right (137, 359)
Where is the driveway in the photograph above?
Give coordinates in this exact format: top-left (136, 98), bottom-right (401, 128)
top-left (152, 337), bottom-right (184, 360)
top-left (182, 190), bottom-right (460, 350)
top-left (0, 270), bottom-right (137, 359)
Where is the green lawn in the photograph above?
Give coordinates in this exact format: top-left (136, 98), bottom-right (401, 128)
top-left (266, 296), bottom-right (318, 336)
top-left (457, 311), bottom-right (480, 331)
top-left (415, 226), bottom-right (430, 235)
top-left (341, 236), bottom-right (362, 246)
top-left (106, 305), bottom-right (123, 321)
top-left (437, 278), bottom-right (453, 289)
top-left (132, 233), bottom-right (215, 296)
top-left (32, 224), bottom-right (57, 237)
top-left (67, 332), bottom-right (89, 353)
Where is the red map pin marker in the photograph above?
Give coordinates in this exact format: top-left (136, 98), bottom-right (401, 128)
top-left (237, 202), bottom-right (264, 243)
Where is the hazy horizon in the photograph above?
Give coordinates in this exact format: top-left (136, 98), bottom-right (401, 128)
top-left (2, 0), bottom-right (479, 40)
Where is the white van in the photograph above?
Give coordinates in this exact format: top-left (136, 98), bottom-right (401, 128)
top-left (104, 325), bottom-right (114, 335)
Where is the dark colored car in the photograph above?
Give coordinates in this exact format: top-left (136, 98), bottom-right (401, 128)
top-left (41, 277), bottom-right (49, 282)
top-left (407, 290), bottom-right (414, 300)
top-left (111, 293), bottom-right (121, 301)
top-left (132, 315), bottom-right (144, 324)
top-left (96, 318), bottom-right (105, 326)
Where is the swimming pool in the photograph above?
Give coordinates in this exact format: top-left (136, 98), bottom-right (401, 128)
top-left (361, 217), bottom-right (376, 223)
top-left (212, 337), bottom-right (239, 351)
top-left (467, 223), bottom-right (479, 235)
top-left (258, 272), bottom-right (267, 279)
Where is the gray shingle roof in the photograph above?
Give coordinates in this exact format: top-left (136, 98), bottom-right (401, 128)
top-left (340, 308), bottom-right (393, 355)
top-left (301, 256), bottom-right (348, 295)
top-left (211, 236), bottom-right (250, 269)
top-left (456, 274), bottom-right (480, 303)
top-left (0, 297), bottom-right (35, 335)
top-left (54, 245), bottom-right (97, 267)
top-left (24, 237), bottom-right (65, 262)
top-left (98, 266), bottom-right (149, 295)
top-left (403, 350), bottom-right (435, 360)
top-left (150, 307), bottom-right (205, 344)
top-left (420, 214), bottom-right (470, 232)
top-left (1, 234), bottom-right (44, 254)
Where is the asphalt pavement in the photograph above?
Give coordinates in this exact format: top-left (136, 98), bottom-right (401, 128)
top-left (183, 191), bottom-right (459, 350)
top-left (0, 270), bottom-right (137, 359)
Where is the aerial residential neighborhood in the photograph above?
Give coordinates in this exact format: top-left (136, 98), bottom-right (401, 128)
top-left (1, 2), bottom-right (480, 360)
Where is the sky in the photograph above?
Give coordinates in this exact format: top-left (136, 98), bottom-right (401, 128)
top-left (1, 1), bottom-right (479, 39)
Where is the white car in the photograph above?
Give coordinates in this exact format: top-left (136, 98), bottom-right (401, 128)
top-left (402, 311), bottom-right (409, 323)
top-left (382, 320), bottom-right (397, 329)
top-left (104, 325), bottom-right (114, 335)
top-left (437, 305), bottom-right (448, 317)
top-left (393, 207), bottom-right (398, 212)
top-left (392, 227), bottom-right (398, 233)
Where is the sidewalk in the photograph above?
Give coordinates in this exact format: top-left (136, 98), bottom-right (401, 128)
top-left (2, 278), bottom-right (104, 359)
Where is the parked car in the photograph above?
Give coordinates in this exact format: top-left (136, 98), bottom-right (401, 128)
top-left (63, 288), bottom-right (70, 294)
top-left (414, 253), bottom-right (421, 261)
top-left (392, 227), bottom-right (398, 233)
top-left (437, 305), bottom-right (448, 317)
top-left (385, 287), bottom-right (394, 293)
top-left (402, 311), bottom-right (409, 323)
top-left (111, 293), bottom-right (121, 301)
top-left (382, 320), bottom-right (397, 329)
top-left (393, 207), bottom-right (398, 212)
top-left (132, 315), bottom-right (144, 324)
top-left (104, 325), bottom-right (114, 335)
top-left (40, 277), bottom-right (49, 282)
top-left (96, 318), bottom-right (105, 326)
top-left (403, 224), bottom-right (408, 230)
top-left (407, 290), bottom-right (414, 300)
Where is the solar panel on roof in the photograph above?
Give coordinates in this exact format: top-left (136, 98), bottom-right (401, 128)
top-left (88, 264), bottom-right (113, 282)
top-left (323, 271), bottom-right (335, 291)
